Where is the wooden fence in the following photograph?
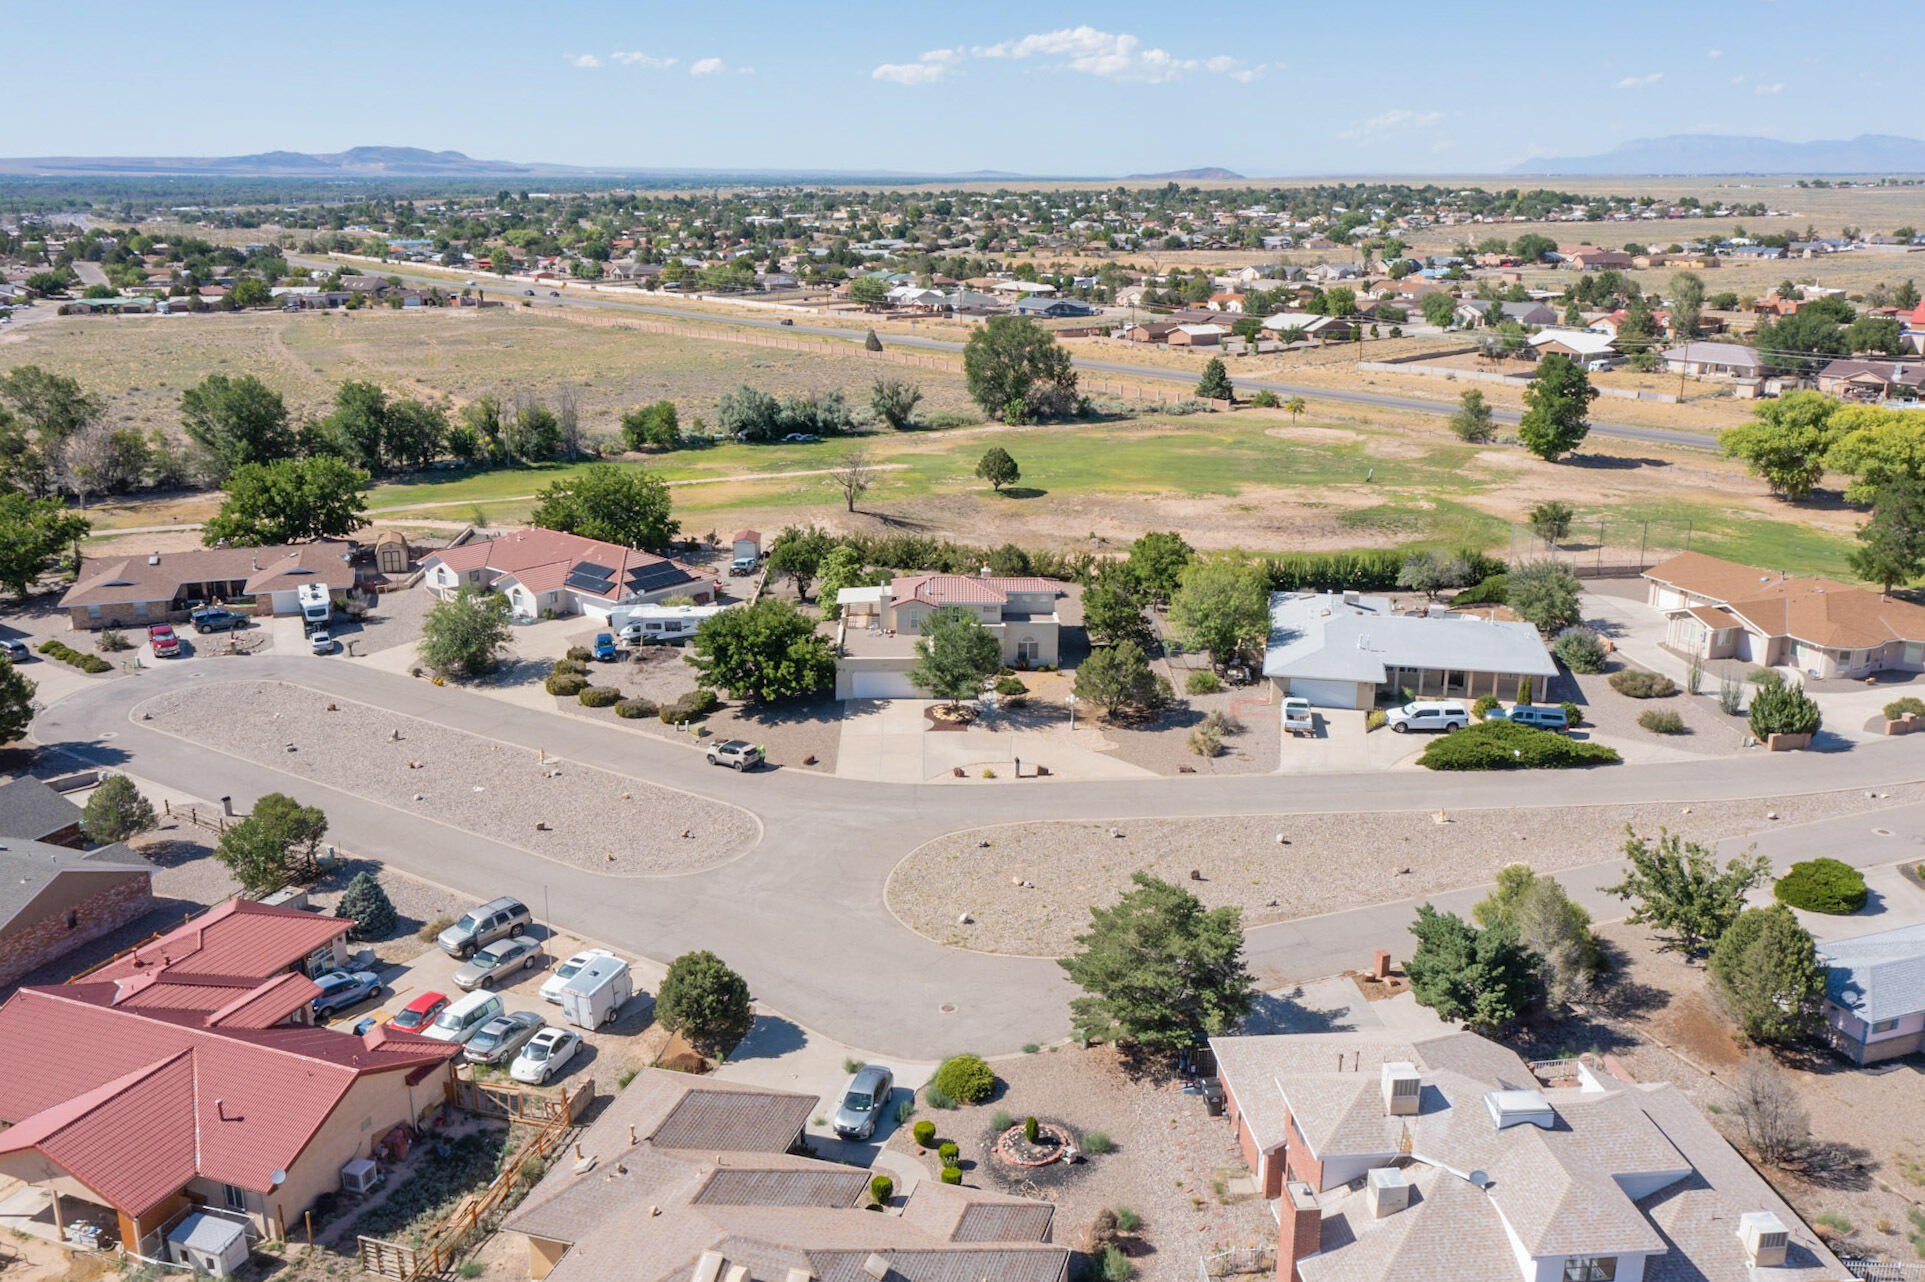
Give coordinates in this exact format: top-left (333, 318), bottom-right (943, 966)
top-left (453, 1077), bottom-right (595, 1125)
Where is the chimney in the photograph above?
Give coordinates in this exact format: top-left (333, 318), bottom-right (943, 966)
top-left (1738, 1212), bottom-right (1789, 1267)
top-left (1381, 1062), bottom-right (1420, 1116)
top-left (1372, 950), bottom-right (1391, 980)
top-left (1278, 1180), bottom-right (1321, 1282)
top-left (979, 563), bottom-right (992, 578)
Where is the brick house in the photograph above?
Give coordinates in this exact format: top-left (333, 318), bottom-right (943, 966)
top-left (58, 544), bottom-right (359, 631)
top-left (0, 776), bottom-right (89, 847)
top-left (0, 838), bottom-right (153, 989)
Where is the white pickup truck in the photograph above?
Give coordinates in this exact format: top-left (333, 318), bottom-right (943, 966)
top-left (1282, 697), bottom-right (1315, 737)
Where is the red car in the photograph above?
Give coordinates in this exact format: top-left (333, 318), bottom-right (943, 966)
top-left (147, 624), bottom-right (181, 657)
top-left (386, 991), bottom-right (449, 1035)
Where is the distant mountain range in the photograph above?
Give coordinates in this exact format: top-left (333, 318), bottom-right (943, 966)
top-left (1125, 167), bottom-right (1246, 181)
top-left (1514, 133), bottom-right (1925, 175)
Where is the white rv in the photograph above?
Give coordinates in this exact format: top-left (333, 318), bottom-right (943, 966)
top-left (612, 602), bottom-right (731, 646)
top-left (297, 582), bottom-right (333, 627)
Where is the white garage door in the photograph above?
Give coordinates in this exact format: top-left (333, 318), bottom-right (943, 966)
top-left (850, 670), bottom-right (920, 699)
top-left (1289, 678), bottom-right (1364, 709)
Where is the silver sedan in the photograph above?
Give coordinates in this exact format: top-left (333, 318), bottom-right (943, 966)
top-left (452, 936), bottom-right (543, 991)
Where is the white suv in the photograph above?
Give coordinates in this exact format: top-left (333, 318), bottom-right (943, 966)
top-left (1385, 700), bottom-right (1470, 733)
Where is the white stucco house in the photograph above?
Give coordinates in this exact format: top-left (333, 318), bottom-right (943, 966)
top-left (833, 571), bottom-right (1062, 699)
top-left (419, 528), bottom-right (713, 621)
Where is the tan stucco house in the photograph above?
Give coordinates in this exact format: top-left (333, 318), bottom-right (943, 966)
top-left (833, 571), bottom-right (1062, 699)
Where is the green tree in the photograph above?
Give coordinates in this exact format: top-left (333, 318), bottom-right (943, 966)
top-left (1669, 271), bottom-right (1705, 339)
top-left (871, 378), bottom-right (923, 430)
top-left (655, 949), bottom-right (754, 1054)
top-left (1607, 827), bottom-right (1771, 956)
top-left (1849, 478), bottom-right (1925, 591)
top-left (382, 399), bottom-right (447, 472)
top-left (1449, 388), bottom-right (1495, 442)
top-left (849, 276), bottom-right (890, 308)
top-left (1473, 865), bottom-right (1602, 1005)
top-left (417, 584), bottom-right (513, 676)
top-left (1754, 307), bottom-right (1850, 375)
top-left (1058, 872), bottom-right (1255, 1050)
top-left (1396, 549), bottom-right (1470, 600)
top-left (1505, 559), bottom-right (1582, 634)
top-left (0, 658), bottom-right (35, 745)
top-left (1529, 499), bottom-right (1575, 545)
top-left (1846, 314), bottom-right (1904, 355)
top-left (908, 605), bottom-right (1003, 708)
top-left (179, 374), bottom-right (294, 482)
top-left (1748, 681), bottom-right (1821, 739)
top-left (690, 598), bottom-right (836, 702)
top-left (1709, 906), bottom-right (1824, 1045)
top-left (1405, 904), bottom-right (1541, 1033)
top-left (1080, 568), bottom-right (1154, 649)
top-left (1283, 396), bottom-right (1307, 422)
top-left (231, 278), bottom-right (271, 308)
top-left (1824, 405), bottom-right (1925, 504)
top-left (81, 775), bottom-right (156, 844)
top-left (0, 492), bottom-right (90, 598)
top-left (620, 399), bottom-right (681, 451)
top-left (202, 457), bottom-right (369, 546)
top-left (962, 316), bottom-right (1078, 421)
top-left (975, 446), bottom-right (1020, 492)
top-left (766, 523), bottom-right (836, 600)
top-left (1195, 357), bottom-right (1233, 401)
top-left (1126, 531), bottom-right (1194, 606)
top-left (1516, 353), bottom-right (1597, 460)
top-left (815, 545), bottom-right (882, 620)
top-left (1512, 233), bottom-right (1556, 262)
top-left (1168, 553), bottom-right (1269, 669)
top-left (214, 792), bottom-right (328, 895)
top-left (0, 366), bottom-right (102, 443)
top-left (336, 871), bottom-right (398, 941)
top-left (1421, 291), bottom-right (1458, 328)
top-left (1073, 639), bottom-right (1168, 718)
top-left (529, 464), bottom-right (678, 551)
top-left (504, 398), bottom-right (563, 461)
top-left (319, 380), bottom-right (393, 473)
top-left (1719, 391), bottom-right (1839, 500)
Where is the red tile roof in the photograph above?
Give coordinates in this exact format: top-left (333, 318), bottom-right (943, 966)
top-left (91, 899), bottom-right (349, 985)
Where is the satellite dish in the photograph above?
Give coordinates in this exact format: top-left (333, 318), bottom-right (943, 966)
top-left (1468, 1170), bottom-right (1490, 1188)
top-left (269, 1169), bottom-right (288, 1188)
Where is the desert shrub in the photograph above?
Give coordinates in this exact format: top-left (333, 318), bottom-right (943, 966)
top-left (1884, 696), bottom-right (1925, 720)
top-left (870, 1175), bottom-right (894, 1204)
top-left (1185, 669), bottom-right (1222, 694)
top-left (614, 697), bottom-right (658, 719)
top-left (1552, 626), bottom-right (1608, 673)
top-left (1472, 694), bottom-right (1500, 721)
top-left (1774, 858), bottom-right (1868, 914)
top-left (1560, 701), bottom-right (1583, 728)
top-left (40, 640), bottom-right (112, 673)
top-left (1450, 574), bottom-right (1508, 607)
top-left (991, 1110), bottom-right (1013, 1131)
top-left (544, 673), bottom-right (588, 697)
top-left (1023, 1115), bottom-right (1040, 1143)
top-left (417, 913), bottom-right (455, 942)
top-left (1081, 1130), bottom-right (1114, 1154)
top-left (97, 629), bottom-right (132, 652)
top-left (940, 1166), bottom-right (962, 1185)
top-left (937, 1141), bottom-right (960, 1165)
top-left (924, 1087), bottom-right (956, 1110)
top-left (1188, 724), bottom-right (1222, 757)
top-left (577, 685), bottom-right (621, 708)
top-left (565, 645), bottom-right (593, 662)
top-left (1115, 1206), bottom-right (1141, 1233)
top-left (1609, 669), bottom-right (1679, 698)
top-left (1718, 677), bottom-right (1744, 715)
top-left (995, 675), bottom-right (1028, 697)
top-left (1638, 710), bottom-right (1686, 734)
top-left (551, 657), bottom-right (586, 676)
top-left (1365, 708), bottom-right (1387, 731)
top-left (660, 689), bottom-right (720, 724)
top-left (912, 1120), bottom-right (936, 1147)
top-left (931, 1053), bottom-right (996, 1104)
top-left (1099, 1245), bottom-right (1135, 1281)
top-left (1247, 389), bottom-right (1281, 407)
top-left (1749, 667), bottom-right (1784, 689)
top-left (1420, 720), bottom-right (1621, 771)
top-left (1748, 682), bottom-right (1821, 739)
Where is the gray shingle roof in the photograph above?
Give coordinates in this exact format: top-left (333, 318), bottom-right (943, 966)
top-left (1820, 923), bottom-right (1925, 1023)
top-left (0, 838), bottom-right (152, 934)
top-left (0, 778), bottom-right (84, 841)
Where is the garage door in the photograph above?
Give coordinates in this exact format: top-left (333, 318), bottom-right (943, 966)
top-left (1288, 678), bottom-right (1364, 709)
top-left (850, 670), bottom-right (920, 699)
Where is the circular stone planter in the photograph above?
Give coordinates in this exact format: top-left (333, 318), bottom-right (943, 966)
top-left (993, 1121), bottom-right (1074, 1168)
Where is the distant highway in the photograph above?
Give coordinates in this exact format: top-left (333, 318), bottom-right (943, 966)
top-left (293, 256), bottom-right (1717, 453)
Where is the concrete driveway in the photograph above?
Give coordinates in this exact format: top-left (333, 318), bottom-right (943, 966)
top-left (835, 699), bottom-right (933, 782)
top-left (1274, 709), bottom-right (1426, 774)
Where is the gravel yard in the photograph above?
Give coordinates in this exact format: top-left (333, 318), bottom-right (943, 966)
top-left (1566, 663), bottom-right (1750, 759)
top-left (889, 782), bottom-right (1925, 956)
top-left (886, 1047), bottom-right (1272, 1282)
top-left (347, 585), bottom-right (436, 654)
top-left (138, 679), bottom-right (759, 876)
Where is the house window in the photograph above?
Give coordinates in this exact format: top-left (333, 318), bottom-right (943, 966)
top-left (1563, 1258), bottom-right (1615, 1282)
top-left (1017, 637), bottom-right (1040, 665)
top-left (222, 1184), bottom-right (248, 1212)
top-left (1872, 1018), bottom-right (1900, 1034)
top-left (65, 910), bottom-right (78, 930)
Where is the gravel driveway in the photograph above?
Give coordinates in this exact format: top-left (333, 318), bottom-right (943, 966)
top-left (138, 679), bottom-right (759, 876)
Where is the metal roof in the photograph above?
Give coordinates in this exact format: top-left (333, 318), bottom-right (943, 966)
top-left (1262, 593), bottom-right (1558, 684)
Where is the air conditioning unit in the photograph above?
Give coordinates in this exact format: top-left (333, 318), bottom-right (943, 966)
top-left (1738, 1211), bottom-right (1788, 1267)
top-left (340, 1158), bottom-right (381, 1195)
top-left (1381, 1062), bottom-right (1420, 1116)
top-left (1365, 1167), bottom-right (1409, 1218)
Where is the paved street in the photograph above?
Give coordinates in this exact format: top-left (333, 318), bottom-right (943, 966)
top-left (32, 656), bottom-right (1925, 1059)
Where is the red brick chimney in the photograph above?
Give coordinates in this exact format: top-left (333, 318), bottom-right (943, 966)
top-left (1278, 1180), bottom-right (1321, 1281)
top-left (1372, 950), bottom-right (1391, 980)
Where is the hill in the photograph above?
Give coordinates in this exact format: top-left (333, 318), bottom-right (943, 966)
top-left (1513, 133), bottom-right (1925, 176)
top-left (1125, 167), bottom-right (1246, 181)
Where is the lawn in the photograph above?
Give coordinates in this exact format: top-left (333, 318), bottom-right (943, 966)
top-left (1569, 498), bottom-right (1857, 577)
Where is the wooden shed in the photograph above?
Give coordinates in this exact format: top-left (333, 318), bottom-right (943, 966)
top-left (369, 529), bottom-right (412, 575)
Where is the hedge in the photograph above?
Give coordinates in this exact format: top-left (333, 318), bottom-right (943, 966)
top-left (1450, 574), bottom-right (1508, 607)
top-left (1774, 858), bottom-right (1867, 914)
top-left (1471, 694), bottom-right (1500, 721)
top-left (1609, 669), bottom-right (1678, 698)
top-left (1884, 696), bottom-right (1925, 721)
top-left (614, 697), bottom-right (659, 719)
top-left (1560, 701), bottom-right (1584, 728)
top-left (1419, 720), bottom-right (1621, 771)
top-left (940, 1166), bottom-right (963, 1185)
top-left (544, 673), bottom-right (589, 697)
top-left (578, 686), bottom-right (622, 708)
top-left (912, 1120), bottom-right (937, 1148)
top-left (38, 640), bottom-right (112, 674)
top-left (565, 646), bottom-right (594, 662)
top-left (937, 1141), bottom-right (960, 1165)
top-left (660, 689), bottom-right (719, 724)
top-left (930, 1053), bottom-right (996, 1104)
top-left (551, 657), bottom-right (587, 677)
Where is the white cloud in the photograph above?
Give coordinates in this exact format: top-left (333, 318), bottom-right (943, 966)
top-left (612, 50), bottom-right (675, 68)
top-left (690, 57), bottom-right (727, 75)
top-left (972, 26), bottom-right (1196, 83)
top-left (873, 48), bottom-right (959, 85)
top-left (569, 53), bottom-right (602, 68)
top-left (1337, 108), bottom-right (1444, 141)
top-left (1613, 72), bottom-right (1663, 89)
top-left (1707, 48), bottom-right (1723, 58)
top-left (1755, 81), bottom-right (1786, 95)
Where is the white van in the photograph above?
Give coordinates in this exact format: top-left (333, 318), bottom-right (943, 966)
top-left (559, 955), bottom-right (632, 1030)
top-left (422, 990), bottom-right (504, 1043)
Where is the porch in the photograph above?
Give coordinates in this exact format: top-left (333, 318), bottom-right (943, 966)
top-left (0, 1179), bottom-right (122, 1255)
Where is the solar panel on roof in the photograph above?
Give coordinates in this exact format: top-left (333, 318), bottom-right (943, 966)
top-left (565, 571), bottom-right (614, 593)
top-left (627, 562), bottom-right (690, 592)
top-left (572, 560), bottom-right (615, 579)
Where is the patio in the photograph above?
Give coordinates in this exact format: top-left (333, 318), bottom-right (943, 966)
top-left (0, 1180), bottom-right (121, 1255)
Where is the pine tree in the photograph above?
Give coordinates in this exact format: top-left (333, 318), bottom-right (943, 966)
top-left (1195, 357), bottom-right (1234, 401)
top-left (336, 871), bottom-right (397, 941)
top-left (656, 950), bottom-right (753, 1054)
top-left (1405, 904), bottom-right (1541, 1032)
top-left (81, 775), bottom-right (157, 844)
top-left (1709, 906), bottom-right (1824, 1044)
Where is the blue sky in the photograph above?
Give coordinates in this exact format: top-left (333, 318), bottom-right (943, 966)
top-left (11, 1), bottom-right (1910, 174)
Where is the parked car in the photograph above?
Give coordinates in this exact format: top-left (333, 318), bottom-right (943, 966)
top-left (1385, 700), bottom-right (1470, 733)
top-left (452, 935), bottom-right (544, 990)
top-left (510, 1027), bottom-right (582, 1084)
top-left (308, 629), bottom-right (334, 655)
top-left (386, 990), bottom-right (449, 1034)
top-left (592, 632), bottom-right (619, 661)
top-left (422, 990), bottom-right (504, 1043)
top-left (147, 624), bottom-right (181, 658)
top-left (540, 948), bottom-right (614, 1003)
top-left (832, 1064), bottom-right (895, 1140)
top-left (1491, 704), bottom-right (1569, 732)
top-left (463, 1011), bottom-right (546, 1066)
top-left (1282, 697), bottom-right (1315, 737)
top-left (311, 970), bottom-right (384, 1018)
top-left (190, 607), bottom-right (247, 634)
top-left (730, 555), bottom-right (758, 576)
top-left (706, 740), bottom-right (765, 771)
top-left (0, 638), bottom-right (29, 662)
top-left (778, 317), bottom-right (794, 326)
top-left (437, 896), bottom-right (532, 958)
top-left (780, 432), bottom-right (819, 443)
top-left (523, 288), bottom-right (535, 296)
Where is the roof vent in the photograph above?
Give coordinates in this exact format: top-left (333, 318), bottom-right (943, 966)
top-left (1739, 1211), bottom-right (1789, 1267)
top-left (692, 1251), bottom-right (727, 1282)
top-left (148, 553), bottom-right (160, 565)
top-left (1484, 1089), bottom-right (1555, 1131)
top-left (861, 1253), bottom-right (892, 1280)
top-left (1365, 1167), bottom-right (1409, 1218)
top-left (1381, 1062), bottom-right (1420, 1116)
